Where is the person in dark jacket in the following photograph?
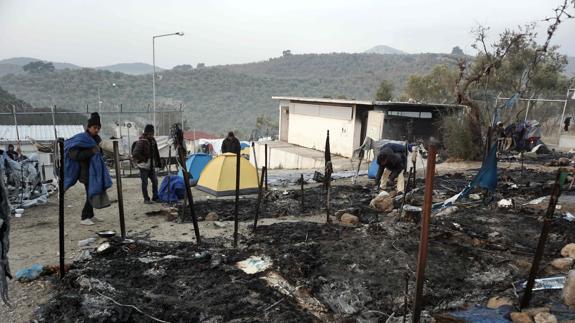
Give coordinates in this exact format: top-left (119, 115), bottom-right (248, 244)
top-left (69, 112), bottom-right (102, 225)
top-left (221, 132), bottom-right (241, 154)
top-left (375, 143), bottom-right (407, 193)
top-left (132, 124), bottom-right (161, 203)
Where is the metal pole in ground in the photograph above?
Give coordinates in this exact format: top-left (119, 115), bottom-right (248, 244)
top-left (264, 144), bottom-right (268, 192)
top-left (177, 144), bottom-right (201, 244)
top-left (112, 141), bottom-right (127, 239)
top-left (520, 170), bottom-right (562, 309)
top-left (167, 146), bottom-right (172, 206)
top-left (300, 174), bottom-right (304, 211)
top-left (412, 143), bottom-right (437, 323)
top-left (57, 138), bottom-right (65, 279)
top-left (252, 142), bottom-right (260, 184)
top-left (325, 130), bottom-right (332, 224)
top-left (252, 166), bottom-right (266, 233)
top-left (233, 152), bottom-right (241, 247)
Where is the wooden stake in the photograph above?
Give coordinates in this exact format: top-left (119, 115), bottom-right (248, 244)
top-left (112, 141), bottom-right (126, 239)
top-left (412, 143), bottom-right (437, 323)
top-left (57, 138), bottom-right (65, 279)
top-left (520, 170), bottom-right (562, 309)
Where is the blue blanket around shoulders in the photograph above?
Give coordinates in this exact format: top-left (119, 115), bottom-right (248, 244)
top-left (64, 132), bottom-right (112, 198)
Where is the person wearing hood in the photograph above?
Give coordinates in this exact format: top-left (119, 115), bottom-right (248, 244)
top-left (132, 124), bottom-right (161, 203)
top-left (67, 112), bottom-right (107, 225)
top-left (221, 131), bottom-right (241, 154)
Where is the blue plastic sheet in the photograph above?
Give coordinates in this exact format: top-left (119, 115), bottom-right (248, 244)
top-left (159, 175), bottom-right (185, 203)
top-left (15, 264), bottom-right (43, 282)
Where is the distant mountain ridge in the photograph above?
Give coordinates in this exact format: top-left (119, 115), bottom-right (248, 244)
top-left (364, 45), bottom-right (407, 55)
top-left (0, 57), bottom-right (161, 76)
top-left (96, 63), bottom-right (158, 75)
top-left (0, 57), bottom-right (81, 70)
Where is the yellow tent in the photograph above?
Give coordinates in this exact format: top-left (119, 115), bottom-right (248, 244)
top-left (197, 153), bottom-right (259, 196)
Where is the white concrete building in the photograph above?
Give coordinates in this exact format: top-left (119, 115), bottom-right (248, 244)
top-left (251, 97), bottom-right (465, 170)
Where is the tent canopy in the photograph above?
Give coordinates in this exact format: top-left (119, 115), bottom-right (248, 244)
top-left (178, 153), bottom-right (212, 186)
top-left (197, 153), bottom-right (259, 196)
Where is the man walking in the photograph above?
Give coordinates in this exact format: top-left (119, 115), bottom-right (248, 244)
top-left (132, 124), bottom-right (162, 203)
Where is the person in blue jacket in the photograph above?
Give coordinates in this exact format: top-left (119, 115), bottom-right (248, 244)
top-left (67, 113), bottom-right (105, 225)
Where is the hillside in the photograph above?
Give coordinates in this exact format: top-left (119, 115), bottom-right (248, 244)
top-left (0, 57), bottom-right (81, 70)
top-left (364, 45), bottom-right (407, 55)
top-left (0, 85), bottom-right (30, 109)
top-left (0, 51), bottom-right (571, 136)
top-left (96, 63), bottom-right (158, 75)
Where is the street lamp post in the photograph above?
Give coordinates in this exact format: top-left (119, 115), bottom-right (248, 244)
top-left (152, 32), bottom-right (184, 135)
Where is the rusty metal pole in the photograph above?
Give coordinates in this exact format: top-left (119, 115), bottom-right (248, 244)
top-left (412, 143), bottom-right (437, 323)
top-left (57, 138), bottom-right (65, 279)
top-left (252, 166), bottom-right (266, 233)
top-left (112, 141), bottom-right (127, 239)
top-left (520, 170), bottom-right (562, 309)
top-left (233, 152), bottom-right (241, 247)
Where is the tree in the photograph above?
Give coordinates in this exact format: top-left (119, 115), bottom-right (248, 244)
top-left (173, 64), bottom-right (193, 72)
top-left (196, 63), bottom-right (206, 68)
top-left (403, 64), bottom-right (458, 103)
top-left (451, 46), bottom-right (464, 56)
top-left (282, 50), bottom-right (292, 57)
top-left (374, 80), bottom-right (394, 101)
top-left (22, 61), bottom-right (55, 74)
top-left (452, 1), bottom-right (573, 152)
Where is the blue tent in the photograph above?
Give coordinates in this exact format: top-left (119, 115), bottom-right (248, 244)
top-left (240, 141), bottom-right (250, 149)
top-left (159, 175), bottom-right (186, 202)
top-left (178, 153), bottom-right (213, 186)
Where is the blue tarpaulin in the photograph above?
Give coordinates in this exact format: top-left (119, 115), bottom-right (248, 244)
top-left (159, 175), bottom-right (185, 203)
top-left (433, 143), bottom-right (498, 210)
top-left (178, 153), bottom-right (212, 186)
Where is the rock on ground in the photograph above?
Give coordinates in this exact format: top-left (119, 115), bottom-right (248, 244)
top-left (340, 213), bottom-right (359, 227)
top-left (562, 243), bottom-right (575, 258)
top-left (205, 212), bottom-right (219, 221)
top-left (550, 257), bottom-right (574, 272)
top-left (564, 270), bottom-right (575, 307)
top-left (533, 312), bottom-right (557, 323)
top-left (510, 312), bottom-right (533, 323)
top-left (487, 296), bottom-right (513, 309)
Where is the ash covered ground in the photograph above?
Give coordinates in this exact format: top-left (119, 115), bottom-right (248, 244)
top-left (33, 168), bottom-right (575, 322)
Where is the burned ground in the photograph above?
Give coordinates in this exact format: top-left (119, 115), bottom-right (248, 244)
top-left (35, 167), bottom-right (575, 322)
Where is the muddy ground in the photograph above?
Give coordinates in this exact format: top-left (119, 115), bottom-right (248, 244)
top-left (2, 161), bottom-right (575, 322)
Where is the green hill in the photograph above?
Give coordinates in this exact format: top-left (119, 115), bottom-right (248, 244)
top-left (0, 52), bottom-right (566, 136)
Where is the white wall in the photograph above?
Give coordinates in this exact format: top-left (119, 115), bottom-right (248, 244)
top-left (286, 102), bottom-right (357, 158)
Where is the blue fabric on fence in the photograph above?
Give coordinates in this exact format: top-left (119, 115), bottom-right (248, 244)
top-left (64, 132), bottom-right (112, 198)
top-left (159, 175), bottom-right (185, 202)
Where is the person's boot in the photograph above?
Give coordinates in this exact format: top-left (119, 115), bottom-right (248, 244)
top-left (81, 219), bottom-right (95, 226)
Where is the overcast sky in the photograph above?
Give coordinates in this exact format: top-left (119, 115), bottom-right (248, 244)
top-left (1, 0), bottom-right (574, 68)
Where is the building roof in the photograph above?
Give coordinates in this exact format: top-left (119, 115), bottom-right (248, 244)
top-left (272, 96), bottom-right (373, 106)
top-left (272, 96), bottom-right (467, 109)
top-left (0, 125), bottom-right (85, 142)
top-left (183, 130), bottom-right (219, 140)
